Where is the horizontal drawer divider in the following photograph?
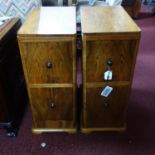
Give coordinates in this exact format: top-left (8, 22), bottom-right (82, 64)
top-left (32, 128), bottom-right (76, 133)
top-left (86, 81), bottom-right (130, 87)
top-left (29, 83), bottom-right (73, 88)
top-left (81, 127), bottom-right (126, 132)
top-left (84, 33), bottom-right (140, 40)
top-left (18, 36), bottom-right (75, 42)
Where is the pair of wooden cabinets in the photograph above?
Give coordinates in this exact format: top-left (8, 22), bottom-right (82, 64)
top-left (18, 6), bottom-right (141, 134)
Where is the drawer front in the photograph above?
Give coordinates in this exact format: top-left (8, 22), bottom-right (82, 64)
top-left (86, 40), bottom-right (136, 82)
top-left (30, 88), bottom-right (74, 128)
top-left (84, 85), bottom-right (129, 128)
top-left (23, 41), bottom-right (73, 83)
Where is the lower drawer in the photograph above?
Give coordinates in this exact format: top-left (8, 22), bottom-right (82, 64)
top-left (30, 88), bottom-right (75, 130)
top-left (83, 85), bottom-right (130, 129)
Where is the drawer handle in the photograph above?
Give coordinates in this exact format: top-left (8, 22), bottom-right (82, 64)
top-left (103, 102), bottom-right (109, 109)
top-left (49, 102), bottom-right (55, 108)
top-left (46, 62), bottom-right (52, 69)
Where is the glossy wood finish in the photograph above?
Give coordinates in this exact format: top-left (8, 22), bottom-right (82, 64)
top-left (0, 18), bottom-right (18, 40)
top-left (18, 7), bottom-right (77, 133)
top-left (86, 40), bottom-right (136, 82)
top-left (85, 85), bottom-right (129, 128)
top-left (22, 42), bottom-right (73, 84)
top-left (30, 88), bottom-right (74, 127)
top-left (80, 6), bottom-right (140, 34)
top-left (18, 7), bottom-right (76, 36)
top-left (81, 6), bottom-right (141, 132)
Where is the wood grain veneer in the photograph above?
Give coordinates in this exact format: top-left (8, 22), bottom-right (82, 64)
top-left (81, 6), bottom-right (141, 133)
top-left (18, 7), bottom-right (76, 36)
top-left (80, 6), bottom-right (140, 34)
top-left (18, 7), bottom-right (77, 134)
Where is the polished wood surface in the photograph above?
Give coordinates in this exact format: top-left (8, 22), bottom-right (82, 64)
top-left (0, 18), bottom-right (19, 40)
top-left (81, 6), bottom-right (141, 132)
top-left (30, 88), bottom-right (74, 127)
top-left (85, 85), bottom-right (129, 128)
top-left (18, 7), bottom-right (77, 133)
top-left (86, 40), bottom-right (137, 82)
top-left (18, 7), bottom-right (76, 36)
top-left (22, 41), bottom-right (73, 84)
top-left (18, 8), bottom-right (40, 36)
top-left (80, 6), bottom-right (141, 34)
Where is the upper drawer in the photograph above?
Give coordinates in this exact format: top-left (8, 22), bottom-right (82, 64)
top-left (22, 41), bottom-right (74, 83)
top-left (86, 39), bottom-right (137, 82)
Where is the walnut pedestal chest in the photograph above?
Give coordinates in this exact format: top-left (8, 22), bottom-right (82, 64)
top-left (80, 6), bottom-right (141, 133)
top-left (18, 7), bottom-right (77, 134)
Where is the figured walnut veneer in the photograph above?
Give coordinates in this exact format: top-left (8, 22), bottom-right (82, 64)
top-left (18, 7), bottom-right (77, 134)
top-left (81, 6), bottom-right (141, 132)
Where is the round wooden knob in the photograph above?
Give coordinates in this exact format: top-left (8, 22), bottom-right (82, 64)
top-left (107, 59), bottom-right (112, 66)
top-left (49, 102), bottom-right (55, 108)
top-left (46, 62), bottom-right (52, 68)
top-left (103, 102), bottom-right (109, 108)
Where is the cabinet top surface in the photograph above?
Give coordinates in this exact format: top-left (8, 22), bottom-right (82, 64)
top-left (18, 7), bottom-right (76, 36)
top-left (81, 6), bottom-right (141, 34)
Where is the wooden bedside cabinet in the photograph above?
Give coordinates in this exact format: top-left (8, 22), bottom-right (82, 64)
top-left (18, 7), bottom-right (77, 134)
top-left (80, 6), bottom-right (141, 132)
